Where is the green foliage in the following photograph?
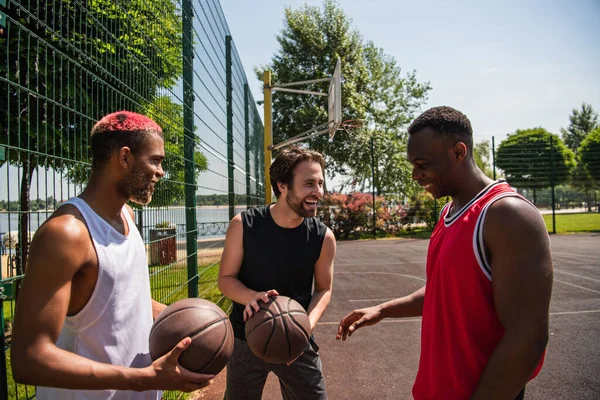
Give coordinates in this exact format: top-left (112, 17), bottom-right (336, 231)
top-left (496, 128), bottom-right (575, 190)
top-left (579, 127), bottom-right (600, 187)
top-left (259, 0), bottom-right (431, 195)
top-left (474, 140), bottom-right (494, 178)
top-left (0, 197), bottom-right (57, 212)
top-left (560, 103), bottom-right (599, 153)
top-left (402, 192), bottom-right (445, 229)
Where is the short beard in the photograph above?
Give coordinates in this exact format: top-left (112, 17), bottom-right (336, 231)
top-left (119, 170), bottom-right (153, 205)
top-left (286, 186), bottom-right (316, 218)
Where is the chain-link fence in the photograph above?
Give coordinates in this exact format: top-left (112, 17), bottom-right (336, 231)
top-left (341, 133), bottom-right (599, 241)
top-left (0, 0), bottom-right (263, 398)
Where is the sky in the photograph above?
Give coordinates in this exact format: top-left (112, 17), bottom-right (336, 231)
top-left (2, 0), bottom-right (599, 202)
top-left (220, 0), bottom-right (600, 144)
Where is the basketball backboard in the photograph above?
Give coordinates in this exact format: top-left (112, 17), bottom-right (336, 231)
top-left (328, 59), bottom-right (342, 139)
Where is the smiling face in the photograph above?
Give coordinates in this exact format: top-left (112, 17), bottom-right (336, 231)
top-left (280, 160), bottom-right (324, 218)
top-left (407, 127), bottom-right (461, 199)
top-left (118, 133), bottom-right (165, 205)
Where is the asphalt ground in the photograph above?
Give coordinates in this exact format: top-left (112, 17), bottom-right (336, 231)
top-left (197, 233), bottom-right (600, 400)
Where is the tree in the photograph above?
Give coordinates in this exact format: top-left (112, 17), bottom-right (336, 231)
top-left (579, 127), bottom-right (600, 187)
top-left (0, 0), bottom-right (188, 271)
top-left (561, 103), bottom-right (599, 153)
top-left (258, 0), bottom-right (431, 194)
top-left (145, 96), bottom-right (208, 207)
top-left (496, 128), bottom-right (575, 204)
top-left (473, 140), bottom-right (494, 178)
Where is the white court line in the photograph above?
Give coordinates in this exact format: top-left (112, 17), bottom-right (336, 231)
top-left (554, 269), bottom-right (600, 284)
top-left (550, 310), bottom-right (600, 316)
top-left (553, 279), bottom-right (600, 294)
top-left (335, 271), bottom-right (426, 281)
top-left (553, 252), bottom-right (600, 260)
top-left (319, 318), bottom-right (421, 325)
top-left (349, 298), bottom-right (395, 302)
top-left (335, 262), bottom-right (424, 267)
top-left (318, 310), bottom-right (600, 325)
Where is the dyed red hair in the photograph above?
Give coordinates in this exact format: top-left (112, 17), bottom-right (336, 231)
top-left (91, 111), bottom-right (162, 135)
top-left (90, 111), bottom-right (163, 170)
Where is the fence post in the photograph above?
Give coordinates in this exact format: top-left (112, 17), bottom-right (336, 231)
top-left (550, 135), bottom-right (556, 234)
top-left (245, 84), bottom-right (251, 208)
top-left (226, 36), bottom-right (235, 220)
top-left (0, 297), bottom-right (8, 400)
top-left (371, 136), bottom-right (376, 239)
top-left (255, 109), bottom-right (262, 206)
top-left (183, 0), bottom-right (198, 297)
top-left (492, 136), bottom-right (496, 180)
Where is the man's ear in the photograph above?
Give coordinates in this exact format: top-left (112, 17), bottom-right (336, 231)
top-left (118, 147), bottom-right (132, 169)
top-left (453, 142), bottom-right (468, 162)
top-left (277, 181), bottom-right (288, 196)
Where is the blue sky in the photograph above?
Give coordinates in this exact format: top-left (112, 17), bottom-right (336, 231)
top-left (220, 0), bottom-right (600, 143)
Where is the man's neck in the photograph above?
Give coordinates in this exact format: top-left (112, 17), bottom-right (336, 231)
top-left (79, 175), bottom-right (128, 225)
top-left (270, 201), bottom-right (304, 229)
top-left (450, 169), bottom-right (495, 213)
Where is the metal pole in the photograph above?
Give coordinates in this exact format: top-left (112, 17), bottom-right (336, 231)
top-left (264, 71), bottom-right (273, 204)
top-left (244, 84), bottom-right (251, 208)
top-left (492, 136), bottom-right (496, 180)
top-left (183, 0), bottom-right (198, 297)
top-left (371, 137), bottom-right (376, 239)
top-left (226, 36), bottom-right (235, 220)
top-left (550, 135), bottom-right (556, 234)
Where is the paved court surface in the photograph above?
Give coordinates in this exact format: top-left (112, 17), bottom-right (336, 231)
top-left (198, 233), bottom-right (600, 399)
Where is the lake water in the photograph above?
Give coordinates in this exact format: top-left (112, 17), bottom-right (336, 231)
top-left (0, 205), bottom-right (249, 243)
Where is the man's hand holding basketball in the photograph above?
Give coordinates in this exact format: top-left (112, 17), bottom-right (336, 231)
top-left (336, 306), bottom-right (384, 341)
top-left (243, 289), bottom-right (279, 321)
top-left (146, 337), bottom-right (214, 392)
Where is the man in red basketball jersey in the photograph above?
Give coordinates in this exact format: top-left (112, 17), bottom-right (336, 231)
top-left (337, 106), bottom-right (553, 400)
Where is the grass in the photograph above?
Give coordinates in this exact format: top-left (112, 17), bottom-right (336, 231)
top-left (150, 259), bottom-right (230, 400)
top-left (0, 258), bottom-right (229, 400)
top-left (543, 212), bottom-right (600, 233)
top-left (4, 348), bottom-right (36, 400)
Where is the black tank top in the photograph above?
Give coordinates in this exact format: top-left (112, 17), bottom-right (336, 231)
top-left (229, 205), bottom-right (327, 340)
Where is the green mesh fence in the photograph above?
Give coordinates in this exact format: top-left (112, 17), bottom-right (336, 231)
top-left (0, 0), bottom-right (264, 398)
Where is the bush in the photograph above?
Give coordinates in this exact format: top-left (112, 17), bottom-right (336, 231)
top-left (318, 192), bottom-right (410, 239)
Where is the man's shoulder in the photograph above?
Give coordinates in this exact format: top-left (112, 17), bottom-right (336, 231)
top-left (484, 195), bottom-right (547, 247)
top-left (241, 205), bottom-right (270, 225)
top-left (40, 204), bottom-right (89, 239)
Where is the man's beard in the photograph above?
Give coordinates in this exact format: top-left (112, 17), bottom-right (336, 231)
top-left (119, 169), bottom-right (154, 205)
top-left (286, 187), bottom-right (317, 218)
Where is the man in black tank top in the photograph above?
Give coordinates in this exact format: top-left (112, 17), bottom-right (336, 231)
top-left (218, 147), bottom-right (337, 400)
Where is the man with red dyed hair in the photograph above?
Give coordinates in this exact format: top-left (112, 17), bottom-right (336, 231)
top-left (11, 111), bottom-right (213, 399)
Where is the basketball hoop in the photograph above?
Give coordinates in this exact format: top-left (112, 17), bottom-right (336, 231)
top-left (268, 60), bottom-right (342, 150)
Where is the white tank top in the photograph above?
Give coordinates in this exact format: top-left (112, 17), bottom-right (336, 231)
top-left (36, 197), bottom-right (162, 400)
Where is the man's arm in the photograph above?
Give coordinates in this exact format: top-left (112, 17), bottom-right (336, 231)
top-left (471, 197), bottom-right (553, 400)
top-left (218, 214), bottom-right (278, 320)
top-left (11, 214), bottom-right (212, 392)
top-left (152, 300), bottom-right (167, 319)
top-left (336, 286), bottom-right (426, 341)
top-left (306, 228), bottom-right (336, 332)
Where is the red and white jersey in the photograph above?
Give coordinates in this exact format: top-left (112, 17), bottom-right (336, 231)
top-left (412, 179), bottom-right (544, 400)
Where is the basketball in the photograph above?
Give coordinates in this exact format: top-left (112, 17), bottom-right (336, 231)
top-left (245, 295), bottom-right (311, 364)
top-left (149, 298), bottom-right (234, 375)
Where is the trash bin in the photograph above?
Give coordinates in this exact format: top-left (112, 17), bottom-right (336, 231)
top-left (149, 227), bottom-right (177, 266)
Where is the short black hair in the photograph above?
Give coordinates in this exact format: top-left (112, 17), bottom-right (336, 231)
top-left (270, 146), bottom-right (325, 198)
top-left (408, 106), bottom-right (473, 154)
top-left (90, 111), bottom-right (163, 170)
